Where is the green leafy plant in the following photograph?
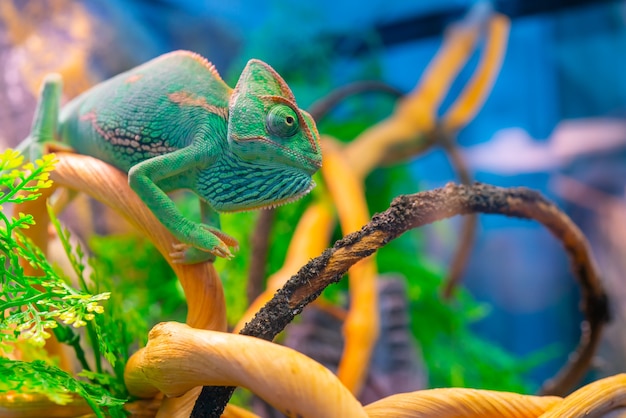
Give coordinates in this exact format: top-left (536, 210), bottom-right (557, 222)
top-left (88, 232), bottom-right (186, 340)
top-left (0, 358), bottom-right (126, 413)
top-left (0, 149), bottom-right (127, 417)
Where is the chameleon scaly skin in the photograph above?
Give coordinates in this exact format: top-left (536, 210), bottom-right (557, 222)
top-left (25, 50), bottom-right (322, 263)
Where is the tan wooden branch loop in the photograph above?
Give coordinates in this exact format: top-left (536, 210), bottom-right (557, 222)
top-left (125, 322), bottom-right (368, 418)
top-left (363, 388), bottom-right (562, 418)
top-left (539, 374), bottom-right (626, 417)
top-left (125, 321), bottom-right (625, 418)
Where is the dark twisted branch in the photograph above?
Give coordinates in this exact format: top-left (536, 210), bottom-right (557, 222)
top-left (192, 182), bottom-right (609, 417)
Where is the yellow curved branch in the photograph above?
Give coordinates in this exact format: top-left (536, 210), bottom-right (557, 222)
top-left (125, 322), bottom-right (368, 418)
top-left (539, 374), bottom-right (626, 417)
top-left (397, 19), bottom-right (482, 130)
top-left (123, 323), bottom-right (626, 418)
top-left (364, 388), bottom-right (561, 418)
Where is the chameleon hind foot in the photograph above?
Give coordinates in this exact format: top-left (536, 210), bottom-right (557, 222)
top-left (171, 243), bottom-right (217, 264)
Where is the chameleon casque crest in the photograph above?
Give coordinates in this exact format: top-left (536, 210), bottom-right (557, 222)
top-left (24, 50), bottom-right (322, 263)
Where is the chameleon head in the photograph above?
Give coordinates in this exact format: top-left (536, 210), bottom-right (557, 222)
top-left (219, 59), bottom-right (323, 210)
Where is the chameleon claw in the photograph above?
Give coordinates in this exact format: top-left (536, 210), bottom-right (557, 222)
top-left (211, 241), bottom-right (234, 259)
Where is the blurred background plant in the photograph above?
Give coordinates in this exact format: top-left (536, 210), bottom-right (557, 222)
top-left (1, 0), bottom-right (625, 415)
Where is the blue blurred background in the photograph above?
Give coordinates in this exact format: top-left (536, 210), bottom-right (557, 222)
top-left (2, 0), bottom-right (626, 393)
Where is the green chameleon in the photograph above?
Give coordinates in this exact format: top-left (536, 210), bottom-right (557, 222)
top-left (23, 50), bottom-right (322, 263)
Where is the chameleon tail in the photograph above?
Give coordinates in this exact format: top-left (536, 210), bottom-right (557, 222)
top-left (17, 73), bottom-right (63, 160)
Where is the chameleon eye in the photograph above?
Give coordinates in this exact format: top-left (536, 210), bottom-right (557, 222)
top-left (266, 105), bottom-right (299, 138)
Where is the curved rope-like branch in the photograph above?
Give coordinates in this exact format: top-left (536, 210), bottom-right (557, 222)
top-left (199, 182), bottom-right (607, 416)
top-left (134, 321), bottom-right (626, 418)
top-left (441, 14), bottom-right (510, 132)
top-left (135, 322), bottom-right (626, 418)
top-left (364, 388), bottom-right (561, 418)
top-left (539, 374), bottom-right (626, 417)
top-left (126, 322), bottom-right (368, 418)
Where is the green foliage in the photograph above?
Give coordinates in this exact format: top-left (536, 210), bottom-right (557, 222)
top-left (0, 358), bottom-right (126, 418)
top-left (0, 151), bottom-right (108, 349)
top-left (0, 149), bottom-right (126, 416)
top-left (89, 233), bottom-right (185, 339)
